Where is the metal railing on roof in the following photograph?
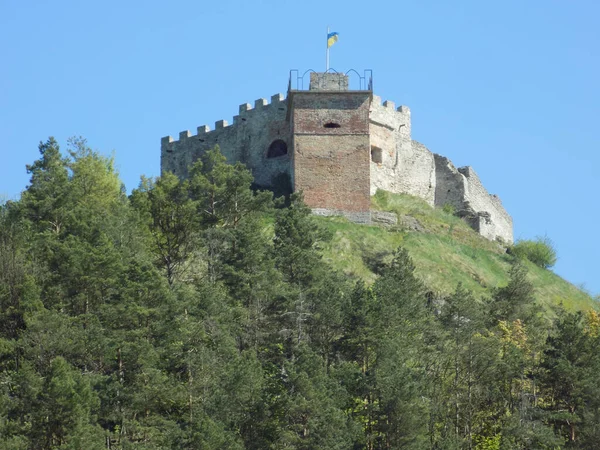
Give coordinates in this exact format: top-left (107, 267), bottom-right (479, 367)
top-left (288, 69), bottom-right (373, 91)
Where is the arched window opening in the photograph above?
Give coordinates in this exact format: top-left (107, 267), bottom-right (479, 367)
top-left (371, 146), bottom-right (383, 164)
top-left (324, 122), bottom-right (341, 129)
top-left (267, 139), bottom-right (288, 158)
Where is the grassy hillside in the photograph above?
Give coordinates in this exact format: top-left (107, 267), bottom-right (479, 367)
top-left (316, 190), bottom-right (597, 313)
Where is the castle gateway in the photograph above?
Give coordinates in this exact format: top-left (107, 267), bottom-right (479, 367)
top-left (161, 71), bottom-right (513, 243)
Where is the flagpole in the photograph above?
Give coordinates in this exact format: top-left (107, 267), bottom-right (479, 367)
top-left (326, 26), bottom-right (329, 71)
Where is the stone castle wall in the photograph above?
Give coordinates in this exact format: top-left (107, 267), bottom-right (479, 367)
top-left (434, 155), bottom-right (513, 243)
top-left (161, 72), bottom-right (514, 243)
top-left (368, 96), bottom-right (436, 205)
top-left (161, 94), bottom-right (292, 189)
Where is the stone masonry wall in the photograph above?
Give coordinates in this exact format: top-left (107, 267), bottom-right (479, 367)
top-left (434, 154), bottom-right (467, 209)
top-left (458, 166), bottom-right (513, 244)
top-left (309, 72), bottom-right (349, 91)
top-left (161, 94), bottom-right (291, 188)
top-left (403, 141), bottom-right (437, 205)
top-left (434, 154), bottom-right (513, 243)
top-left (369, 97), bottom-right (436, 205)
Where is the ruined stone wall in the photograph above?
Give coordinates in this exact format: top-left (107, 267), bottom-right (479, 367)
top-left (161, 94), bottom-right (291, 188)
top-left (402, 141), bottom-right (437, 205)
top-left (434, 155), bottom-right (513, 243)
top-left (458, 166), bottom-right (513, 243)
top-left (369, 97), bottom-right (435, 205)
top-left (291, 91), bottom-right (371, 222)
top-left (433, 154), bottom-right (468, 209)
top-left (369, 95), bottom-right (404, 194)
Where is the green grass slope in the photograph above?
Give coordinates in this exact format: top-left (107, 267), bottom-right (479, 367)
top-left (316, 190), bottom-right (597, 313)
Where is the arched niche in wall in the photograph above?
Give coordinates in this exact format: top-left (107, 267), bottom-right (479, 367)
top-left (267, 139), bottom-right (288, 158)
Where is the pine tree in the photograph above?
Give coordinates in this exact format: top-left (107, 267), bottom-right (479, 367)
top-left (30, 356), bottom-right (103, 449)
top-left (540, 310), bottom-right (600, 447)
top-left (131, 173), bottom-right (201, 286)
top-left (20, 137), bottom-right (70, 236)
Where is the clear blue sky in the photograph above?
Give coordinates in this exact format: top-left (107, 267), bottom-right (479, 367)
top-left (1, 0), bottom-right (599, 296)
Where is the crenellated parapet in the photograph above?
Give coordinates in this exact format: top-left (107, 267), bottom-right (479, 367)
top-left (370, 95), bottom-right (411, 128)
top-left (369, 95), bottom-right (412, 153)
top-left (161, 93), bottom-right (291, 189)
top-left (162, 93), bottom-right (287, 152)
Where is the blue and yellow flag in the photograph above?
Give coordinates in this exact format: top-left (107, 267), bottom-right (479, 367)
top-left (327, 31), bottom-right (339, 48)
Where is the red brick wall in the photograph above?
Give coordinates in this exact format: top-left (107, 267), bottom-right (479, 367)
top-left (290, 92), bottom-right (371, 213)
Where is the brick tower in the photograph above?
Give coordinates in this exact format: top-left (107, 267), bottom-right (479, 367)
top-left (288, 73), bottom-right (372, 223)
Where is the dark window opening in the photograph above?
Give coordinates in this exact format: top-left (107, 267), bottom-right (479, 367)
top-left (324, 122), bottom-right (341, 128)
top-left (267, 139), bottom-right (288, 158)
top-left (371, 146), bottom-right (383, 164)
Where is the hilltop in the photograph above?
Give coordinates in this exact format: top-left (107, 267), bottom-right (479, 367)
top-left (317, 190), bottom-right (596, 314)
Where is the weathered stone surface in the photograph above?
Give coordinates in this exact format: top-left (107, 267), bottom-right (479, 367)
top-left (371, 211), bottom-right (398, 226)
top-left (161, 94), bottom-right (291, 189)
top-left (399, 215), bottom-right (425, 233)
top-left (161, 72), bottom-right (514, 243)
top-left (433, 154), bottom-right (513, 243)
top-left (309, 73), bottom-right (349, 91)
top-left (312, 208), bottom-right (372, 224)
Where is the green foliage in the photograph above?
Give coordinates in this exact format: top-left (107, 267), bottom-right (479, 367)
top-left (322, 190), bottom-right (595, 312)
top-left (274, 192), bottom-right (329, 286)
top-left (30, 356), bottom-right (103, 449)
top-left (510, 236), bottom-right (558, 269)
top-left (371, 189), bottom-right (488, 248)
top-left (442, 203), bottom-right (456, 215)
top-left (539, 310), bottom-right (600, 446)
top-left (2, 139), bottom-right (599, 449)
top-left (131, 172), bottom-right (201, 285)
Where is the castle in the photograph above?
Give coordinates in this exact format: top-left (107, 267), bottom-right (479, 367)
top-left (161, 71), bottom-right (513, 243)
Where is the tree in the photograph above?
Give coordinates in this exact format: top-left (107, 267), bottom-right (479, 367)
top-left (17, 137), bottom-right (130, 314)
top-left (482, 262), bottom-right (556, 449)
top-left (189, 146), bottom-right (272, 229)
top-left (273, 192), bottom-right (327, 287)
top-left (338, 249), bottom-right (431, 449)
top-left (131, 173), bottom-right (201, 286)
top-left (30, 357), bottom-right (103, 449)
top-left (487, 262), bottom-right (538, 326)
top-left (370, 248), bottom-right (431, 449)
top-left (540, 310), bottom-right (600, 447)
top-left (0, 203), bottom-right (41, 339)
top-left (436, 284), bottom-right (488, 448)
top-left (20, 137), bottom-right (70, 236)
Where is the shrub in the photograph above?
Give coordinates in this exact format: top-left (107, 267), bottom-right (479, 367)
top-left (510, 236), bottom-right (557, 269)
top-left (372, 189), bottom-right (391, 210)
top-left (442, 203), bottom-right (456, 216)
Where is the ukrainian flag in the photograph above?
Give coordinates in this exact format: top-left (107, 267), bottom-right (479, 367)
top-left (327, 31), bottom-right (339, 48)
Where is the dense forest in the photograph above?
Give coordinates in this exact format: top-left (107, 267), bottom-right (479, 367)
top-left (1, 137), bottom-right (599, 449)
